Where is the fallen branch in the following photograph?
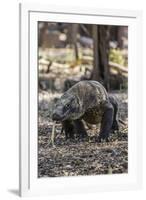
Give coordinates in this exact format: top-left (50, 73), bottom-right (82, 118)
top-left (109, 61), bottom-right (128, 73)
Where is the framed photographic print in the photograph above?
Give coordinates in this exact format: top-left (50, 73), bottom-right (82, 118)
top-left (19, 3), bottom-right (143, 197)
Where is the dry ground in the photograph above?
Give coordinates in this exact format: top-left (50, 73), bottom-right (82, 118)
top-left (38, 91), bottom-right (128, 177)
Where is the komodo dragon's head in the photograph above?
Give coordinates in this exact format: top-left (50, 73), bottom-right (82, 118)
top-left (52, 92), bottom-right (83, 121)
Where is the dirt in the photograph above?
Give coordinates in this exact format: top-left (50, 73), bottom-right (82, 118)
top-left (38, 91), bottom-right (128, 178)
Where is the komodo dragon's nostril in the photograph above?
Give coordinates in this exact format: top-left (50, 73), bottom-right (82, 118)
top-left (52, 113), bottom-right (61, 121)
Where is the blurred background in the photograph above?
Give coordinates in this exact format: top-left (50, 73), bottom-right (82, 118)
top-left (38, 22), bottom-right (128, 93)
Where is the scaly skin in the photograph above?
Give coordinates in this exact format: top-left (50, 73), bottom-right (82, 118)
top-left (52, 80), bottom-right (119, 142)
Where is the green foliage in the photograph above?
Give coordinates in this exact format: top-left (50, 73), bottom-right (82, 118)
top-left (109, 48), bottom-right (126, 66)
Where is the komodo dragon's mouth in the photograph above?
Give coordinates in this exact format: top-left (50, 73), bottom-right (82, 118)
top-left (52, 112), bottom-right (69, 122)
top-left (52, 113), bottom-right (63, 121)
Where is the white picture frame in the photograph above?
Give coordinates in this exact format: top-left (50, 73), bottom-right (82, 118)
top-left (19, 3), bottom-right (143, 197)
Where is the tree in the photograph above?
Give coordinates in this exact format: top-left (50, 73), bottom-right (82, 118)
top-left (67, 24), bottom-right (79, 60)
top-left (91, 25), bottom-right (110, 91)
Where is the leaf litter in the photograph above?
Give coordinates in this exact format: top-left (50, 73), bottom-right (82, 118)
top-left (38, 91), bottom-right (128, 177)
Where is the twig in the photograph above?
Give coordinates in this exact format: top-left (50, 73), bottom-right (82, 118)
top-left (51, 121), bottom-right (56, 147)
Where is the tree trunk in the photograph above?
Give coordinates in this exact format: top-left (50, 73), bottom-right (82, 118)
top-left (91, 25), bottom-right (110, 91)
top-left (67, 24), bottom-right (79, 60)
top-left (92, 25), bottom-right (100, 80)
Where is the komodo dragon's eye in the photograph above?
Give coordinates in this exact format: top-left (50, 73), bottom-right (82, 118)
top-left (65, 104), bottom-right (70, 109)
